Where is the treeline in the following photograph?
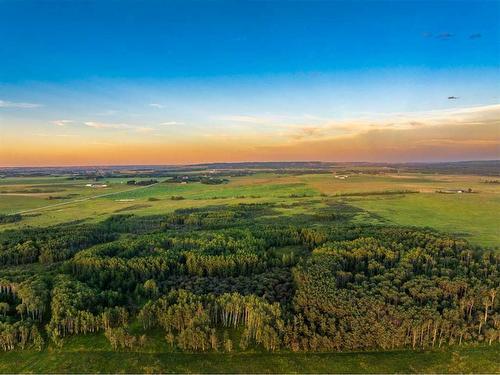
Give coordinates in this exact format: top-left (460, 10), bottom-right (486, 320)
top-left (287, 231), bottom-right (499, 351)
top-left (126, 179), bottom-right (158, 186)
top-left (335, 190), bottom-right (419, 197)
top-left (165, 175), bottom-right (228, 185)
top-left (0, 214), bottom-right (22, 224)
top-left (67, 229), bottom-right (280, 289)
top-left (163, 267), bottom-right (294, 305)
top-left (0, 276), bottom-right (49, 321)
top-left (66, 225), bottom-right (324, 292)
top-left (0, 321), bottom-right (43, 351)
top-left (138, 290), bottom-right (283, 351)
top-left (46, 275), bottom-right (126, 345)
top-left (0, 277), bottom-right (46, 352)
top-left (0, 224), bottom-right (117, 266)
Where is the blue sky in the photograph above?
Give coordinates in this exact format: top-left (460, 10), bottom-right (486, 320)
top-left (0, 0), bottom-right (499, 165)
top-left (1, 0), bottom-right (499, 81)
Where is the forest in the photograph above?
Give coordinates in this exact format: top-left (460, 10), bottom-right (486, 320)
top-left (0, 201), bottom-right (498, 354)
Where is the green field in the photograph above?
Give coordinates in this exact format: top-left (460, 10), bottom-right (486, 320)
top-left (1, 333), bottom-right (498, 373)
top-left (2, 172), bottom-right (499, 247)
top-left (350, 193), bottom-right (500, 247)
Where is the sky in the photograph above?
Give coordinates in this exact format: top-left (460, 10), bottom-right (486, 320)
top-left (0, 0), bottom-right (499, 166)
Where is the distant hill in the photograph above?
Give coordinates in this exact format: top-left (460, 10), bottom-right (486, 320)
top-left (1, 160), bottom-right (499, 177)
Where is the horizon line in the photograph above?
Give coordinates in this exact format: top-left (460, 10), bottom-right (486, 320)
top-left (1, 159), bottom-right (499, 170)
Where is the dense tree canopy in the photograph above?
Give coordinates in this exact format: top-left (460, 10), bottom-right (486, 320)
top-left (0, 203), bottom-right (497, 352)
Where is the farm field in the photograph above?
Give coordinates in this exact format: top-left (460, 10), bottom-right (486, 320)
top-left (1, 171), bottom-right (499, 247)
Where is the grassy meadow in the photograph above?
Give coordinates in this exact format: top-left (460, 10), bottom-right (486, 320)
top-left (1, 171), bottom-right (499, 247)
top-left (0, 332), bottom-right (498, 373)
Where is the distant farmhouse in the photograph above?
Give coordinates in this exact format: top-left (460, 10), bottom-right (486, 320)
top-left (334, 174), bottom-right (349, 180)
top-left (436, 188), bottom-right (473, 194)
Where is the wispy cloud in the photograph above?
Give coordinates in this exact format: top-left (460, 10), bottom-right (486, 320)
top-left (32, 133), bottom-right (78, 138)
top-left (423, 32), bottom-right (483, 41)
top-left (160, 121), bottom-right (184, 126)
top-left (52, 120), bottom-right (73, 127)
top-left (251, 104), bottom-right (500, 162)
top-left (84, 121), bottom-right (128, 129)
top-left (215, 113), bottom-right (329, 126)
top-left (0, 99), bottom-right (42, 109)
top-left (283, 104), bottom-right (500, 142)
top-left (84, 121), bottom-right (154, 133)
top-left (96, 109), bottom-right (118, 116)
top-left (91, 141), bottom-right (116, 146)
top-left (414, 138), bottom-right (498, 146)
top-left (436, 32), bottom-right (454, 40)
top-left (149, 103), bottom-right (166, 109)
top-left (135, 127), bottom-right (154, 133)
top-left (7, 104), bottom-right (497, 165)
top-left (290, 127), bottom-right (324, 140)
top-left (422, 32), bottom-right (456, 40)
top-left (216, 115), bottom-right (274, 124)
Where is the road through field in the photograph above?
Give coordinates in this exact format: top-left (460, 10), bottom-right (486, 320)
top-left (11, 182), bottom-right (160, 215)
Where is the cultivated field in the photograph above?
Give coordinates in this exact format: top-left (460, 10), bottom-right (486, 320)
top-left (1, 171), bottom-right (499, 247)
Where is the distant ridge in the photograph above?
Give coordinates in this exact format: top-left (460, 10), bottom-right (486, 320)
top-left (1, 160), bottom-right (499, 176)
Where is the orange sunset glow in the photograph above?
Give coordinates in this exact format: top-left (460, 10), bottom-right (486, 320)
top-left (2, 104), bottom-right (498, 166)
